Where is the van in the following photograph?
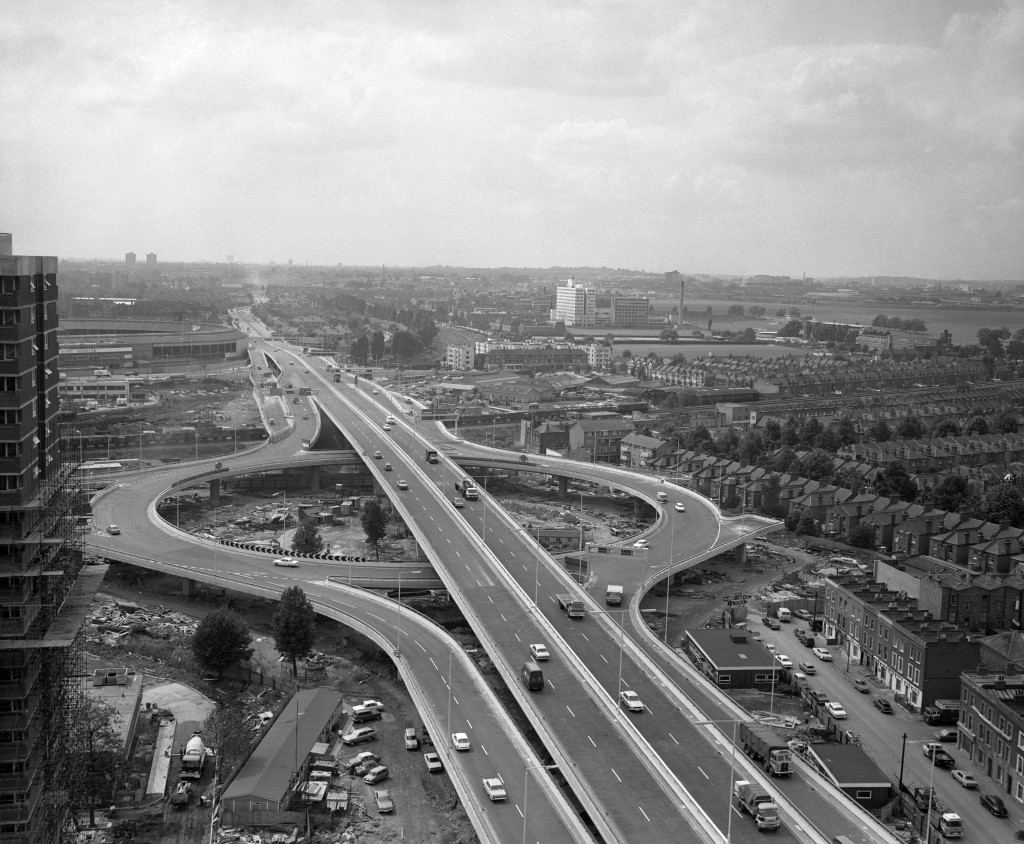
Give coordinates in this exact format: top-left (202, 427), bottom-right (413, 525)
top-left (521, 661), bottom-right (544, 692)
top-left (776, 608), bottom-right (792, 622)
top-left (363, 765), bottom-right (389, 785)
top-left (791, 671), bottom-right (809, 689)
top-left (656, 491), bottom-right (669, 502)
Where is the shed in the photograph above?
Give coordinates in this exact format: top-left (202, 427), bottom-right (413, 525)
top-left (806, 742), bottom-right (891, 810)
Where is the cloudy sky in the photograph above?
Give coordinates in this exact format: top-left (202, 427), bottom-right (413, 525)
top-left (2, 1), bottom-right (1022, 279)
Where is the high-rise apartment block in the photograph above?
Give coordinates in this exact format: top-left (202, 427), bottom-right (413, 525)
top-left (1, 233), bottom-right (96, 842)
top-left (145, 252), bottom-right (157, 267)
top-left (124, 252), bottom-right (136, 267)
top-left (552, 279), bottom-right (595, 327)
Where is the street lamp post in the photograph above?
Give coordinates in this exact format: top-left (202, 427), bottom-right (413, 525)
top-left (664, 510), bottom-right (677, 644)
top-left (138, 421), bottom-right (143, 469)
top-left (693, 720), bottom-right (741, 844)
top-left (924, 748), bottom-right (937, 844)
top-left (395, 569), bottom-right (422, 656)
top-left (522, 762), bottom-right (559, 844)
top-left (589, 607), bottom-right (627, 702)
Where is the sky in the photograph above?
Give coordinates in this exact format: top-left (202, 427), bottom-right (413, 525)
top-left (2, 0), bottom-right (1023, 279)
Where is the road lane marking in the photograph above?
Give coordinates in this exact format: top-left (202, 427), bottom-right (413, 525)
top-left (465, 718), bottom-right (473, 729)
top-left (611, 768), bottom-right (621, 782)
top-left (599, 654), bottom-right (608, 664)
top-left (481, 745), bottom-right (488, 756)
top-left (638, 807), bottom-right (651, 823)
top-left (565, 705), bottom-right (575, 717)
top-left (453, 695), bottom-right (460, 705)
top-left (512, 631), bottom-right (520, 641)
top-left (668, 732), bottom-right (679, 745)
top-left (697, 766), bottom-right (709, 780)
top-left (587, 736), bottom-right (596, 748)
top-left (429, 657), bottom-right (438, 671)
top-left (499, 613), bottom-right (507, 623)
top-left (546, 680), bottom-right (555, 691)
top-left (579, 633), bottom-right (590, 641)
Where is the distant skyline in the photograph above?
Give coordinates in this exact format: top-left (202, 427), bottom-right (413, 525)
top-left (2, 1), bottom-right (1022, 280)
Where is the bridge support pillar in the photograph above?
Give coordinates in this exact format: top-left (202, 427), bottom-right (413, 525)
top-left (209, 478), bottom-right (221, 506)
top-left (310, 465), bottom-right (321, 492)
top-left (181, 579), bottom-right (195, 598)
top-left (557, 476), bottom-right (569, 496)
top-left (734, 542), bottom-right (747, 565)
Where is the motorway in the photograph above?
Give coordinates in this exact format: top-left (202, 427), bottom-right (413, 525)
top-left (87, 337), bottom-right (899, 843)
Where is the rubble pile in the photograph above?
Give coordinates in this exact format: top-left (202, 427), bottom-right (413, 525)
top-left (88, 598), bottom-right (200, 645)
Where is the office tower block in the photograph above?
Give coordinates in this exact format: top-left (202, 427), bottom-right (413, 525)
top-left (145, 253), bottom-right (156, 266)
top-left (124, 252), bottom-right (136, 267)
top-left (553, 278), bottom-right (595, 327)
top-left (0, 233), bottom-right (97, 842)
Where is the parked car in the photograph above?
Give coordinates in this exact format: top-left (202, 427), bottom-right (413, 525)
top-left (452, 497), bottom-right (464, 508)
top-left (451, 732), bottom-right (471, 751)
top-left (812, 647), bottom-right (833, 661)
top-left (423, 752), bottom-right (444, 773)
top-left (951, 769), bottom-right (977, 789)
top-left (853, 678), bottom-right (870, 693)
top-left (373, 450), bottom-right (383, 459)
top-left (873, 698), bottom-right (894, 714)
top-left (798, 661), bottom-right (817, 675)
top-left (341, 727), bottom-right (377, 746)
top-left (980, 792), bottom-right (1009, 816)
top-left (374, 789), bottom-right (394, 813)
top-left (825, 701), bottom-right (847, 719)
top-left (765, 617), bottom-right (781, 631)
top-left (632, 539), bottom-right (649, 549)
top-left (775, 654), bottom-right (793, 668)
top-left (793, 609), bottom-right (812, 621)
top-left (619, 690), bottom-right (644, 712)
top-left (107, 524), bottom-right (121, 535)
top-left (935, 728), bottom-right (958, 743)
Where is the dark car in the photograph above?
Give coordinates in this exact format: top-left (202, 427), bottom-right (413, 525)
top-left (935, 728), bottom-right (958, 743)
top-left (873, 698), bottom-right (893, 714)
top-left (980, 793), bottom-right (1009, 817)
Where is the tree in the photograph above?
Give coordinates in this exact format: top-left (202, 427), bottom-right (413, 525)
top-left (832, 415), bottom-right (858, 447)
top-left (350, 334), bottom-right (369, 364)
top-left (781, 417), bottom-right (800, 447)
top-left (873, 462), bottom-right (917, 502)
top-left (768, 446), bottom-right (799, 473)
top-left (390, 330), bottom-right (421, 359)
top-left (896, 415), bottom-right (925, 439)
top-left (814, 427), bottom-right (841, 452)
top-left (848, 523), bottom-right (876, 548)
top-left (191, 609), bottom-right (254, 678)
top-left (963, 415), bottom-right (989, 435)
top-left (872, 314), bottom-right (889, 327)
top-left (799, 449), bottom-right (836, 481)
top-left (931, 418), bottom-right (961, 438)
top-left (762, 419), bottom-right (782, 447)
top-left (659, 328), bottom-right (679, 341)
top-left (737, 432), bottom-right (764, 465)
top-left (993, 410), bottom-right (1020, 433)
top-left (68, 699), bottom-right (124, 827)
top-left (727, 304), bottom-right (745, 317)
top-left (867, 419), bottom-right (892, 442)
top-left (688, 426), bottom-right (713, 449)
top-left (748, 305), bottom-right (766, 318)
top-left (361, 499), bottom-right (388, 554)
top-left (979, 484), bottom-right (1024, 528)
top-left (292, 518), bottom-right (323, 554)
top-left (369, 330), bottom-right (386, 360)
top-left (978, 327), bottom-right (1010, 357)
top-left (796, 510), bottom-right (819, 536)
top-left (273, 585), bottom-right (318, 679)
top-left (203, 703), bottom-right (254, 780)
top-left (931, 475), bottom-right (971, 512)
top-left (778, 320), bottom-right (803, 338)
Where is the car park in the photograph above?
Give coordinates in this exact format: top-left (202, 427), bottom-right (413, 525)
top-left (341, 727), bottom-right (377, 746)
top-left (423, 752), bottom-right (444, 773)
top-left (873, 698), bottom-right (893, 714)
top-left (529, 643), bottom-right (550, 661)
top-left (825, 701), bottom-right (847, 719)
top-left (812, 647), bottom-right (833, 661)
top-left (397, 480), bottom-right (409, 490)
top-left (980, 793), bottom-right (1008, 816)
top-left (674, 502), bottom-right (686, 512)
top-left (619, 690), bottom-right (644, 712)
top-left (273, 558), bottom-right (299, 568)
top-left (451, 732), bottom-right (471, 751)
top-left (951, 770), bottom-right (977, 788)
top-left (935, 728), bottom-right (958, 743)
top-left (775, 654), bottom-right (793, 668)
top-left (482, 776), bottom-right (507, 801)
top-left (853, 678), bottom-right (870, 693)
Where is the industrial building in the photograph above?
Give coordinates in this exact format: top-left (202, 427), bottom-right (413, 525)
top-left (0, 233), bottom-right (99, 842)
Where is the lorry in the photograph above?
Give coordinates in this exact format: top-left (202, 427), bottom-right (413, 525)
top-left (605, 584), bottom-right (624, 606)
top-left (912, 786), bottom-right (937, 812)
top-left (922, 699), bottom-right (960, 725)
top-left (732, 781), bottom-right (781, 831)
top-left (929, 809), bottom-right (963, 839)
top-left (556, 594), bottom-right (585, 619)
top-left (180, 734), bottom-right (208, 780)
top-left (461, 483), bottom-right (479, 501)
top-left (739, 723), bottom-right (793, 777)
top-left (425, 448), bottom-right (439, 464)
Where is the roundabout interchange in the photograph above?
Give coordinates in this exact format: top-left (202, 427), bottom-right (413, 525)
top-left (85, 340), bottom-right (898, 844)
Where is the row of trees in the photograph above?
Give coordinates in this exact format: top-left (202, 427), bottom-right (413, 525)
top-left (978, 327), bottom-right (1024, 359)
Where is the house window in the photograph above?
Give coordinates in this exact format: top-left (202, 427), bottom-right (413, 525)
top-left (717, 674), bottom-right (731, 687)
top-left (1015, 781), bottom-right (1024, 804)
top-left (855, 790), bottom-right (872, 800)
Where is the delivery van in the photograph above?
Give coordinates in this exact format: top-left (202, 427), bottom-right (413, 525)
top-left (521, 661), bottom-right (544, 691)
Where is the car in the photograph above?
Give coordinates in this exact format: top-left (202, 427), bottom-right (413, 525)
top-left (383, 424), bottom-right (392, 432)
top-left (873, 698), bottom-right (894, 714)
top-left (358, 699), bottom-right (385, 713)
top-left (451, 732), bottom-right (471, 751)
top-left (765, 642), bottom-right (777, 654)
top-left (383, 462), bottom-right (392, 472)
top-left (825, 701), bottom-right (847, 719)
top-left (345, 750), bottom-right (379, 772)
top-left (373, 450), bottom-right (383, 459)
top-left (807, 689), bottom-right (829, 705)
top-left (340, 726), bottom-right (377, 746)
top-left (374, 789), bottom-right (394, 813)
top-left (923, 744), bottom-right (956, 768)
top-left (853, 678), bottom-right (870, 693)
top-left (107, 524), bottom-right (121, 535)
top-left (935, 728), bottom-right (958, 743)
top-left (397, 480), bottom-right (409, 490)
top-left (273, 558), bottom-right (299, 568)
top-left (674, 502), bottom-right (686, 512)
top-left (619, 690), bottom-right (644, 712)
top-left (423, 752), bottom-right (444, 773)
top-left (529, 643), bottom-right (550, 661)
top-left (812, 647), bottom-right (833, 661)
top-left (452, 497), bottom-right (464, 508)
top-left (765, 617), bottom-right (781, 631)
top-left (980, 792), bottom-right (1009, 816)
top-left (793, 609), bottom-right (812, 621)
top-left (775, 654), bottom-right (793, 668)
top-left (404, 727), bottom-right (419, 751)
top-left (798, 661), bottom-right (817, 675)
top-left (482, 776), bottom-right (507, 801)
top-left (372, 389), bottom-right (380, 394)
top-left (632, 539), bottom-right (649, 549)
top-left (951, 769), bottom-right (977, 788)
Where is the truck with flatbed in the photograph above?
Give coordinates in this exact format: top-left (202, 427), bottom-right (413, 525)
top-left (732, 781), bottom-right (781, 831)
top-left (929, 808), bottom-right (963, 838)
top-left (556, 594), bottom-right (585, 619)
top-left (739, 722), bottom-right (792, 777)
top-left (923, 698), bottom-right (960, 725)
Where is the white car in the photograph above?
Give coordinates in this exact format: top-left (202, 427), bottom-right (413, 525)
top-left (951, 769), bottom-right (977, 789)
top-left (423, 752), bottom-right (444, 773)
top-left (482, 776), bottom-right (507, 801)
top-left (359, 699), bottom-right (385, 713)
top-left (273, 558), bottom-right (299, 568)
top-left (632, 539), bottom-right (649, 549)
top-left (812, 647), bottom-right (833, 661)
top-left (825, 701), bottom-right (847, 719)
top-left (529, 643), bottom-right (550, 661)
top-left (451, 732), bottom-right (471, 751)
top-left (397, 480), bottom-right (409, 490)
top-left (775, 654), bottom-right (794, 668)
top-left (383, 424), bottom-right (392, 432)
top-left (619, 690), bottom-right (644, 712)
top-left (674, 502), bottom-right (686, 512)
